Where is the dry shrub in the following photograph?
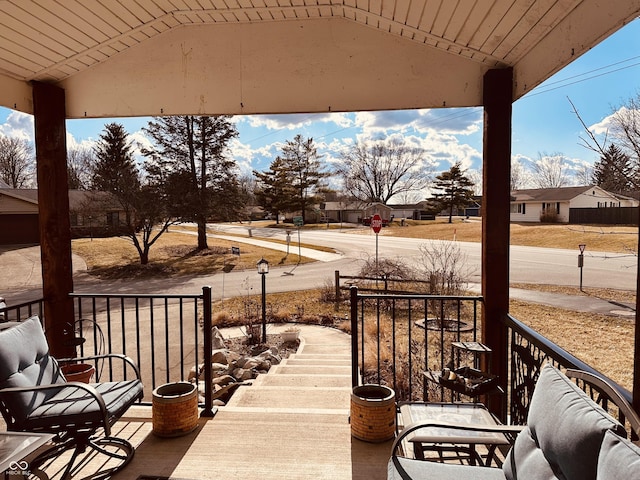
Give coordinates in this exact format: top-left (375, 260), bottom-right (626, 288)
top-left (272, 308), bottom-right (293, 322)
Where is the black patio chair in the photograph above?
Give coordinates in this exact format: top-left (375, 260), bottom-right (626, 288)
top-left (0, 316), bottom-right (144, 479)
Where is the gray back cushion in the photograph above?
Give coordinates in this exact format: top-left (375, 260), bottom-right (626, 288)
top-left (503, 365), bottom-right (625, 480)
top-left (0, 316), bottom-right (65, 422)
top-left (597, 430), bottom-right (640, 480)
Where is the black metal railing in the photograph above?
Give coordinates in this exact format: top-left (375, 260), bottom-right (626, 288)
top-left (0, 297), bottom-right (44, 322)
top-left (504, 313), bottom-right (631, 425)
top-left (69, 287), bottom-right (215, 416)
top-left (349, 287), bottom-right (483, 402)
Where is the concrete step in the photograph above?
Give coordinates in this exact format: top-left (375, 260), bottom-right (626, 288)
top-left (300, 344), bottom-right (351, 355)
top-left (283, 358), bottom-right (351, 367)
top-left (226, 385), bottom-right (351, 410)
top-left (254, 374), bottom-right (352, 388)
top-left (289, 353), bottom-right (351, 361)
top-left (269, 364), bottom-right (352, 375)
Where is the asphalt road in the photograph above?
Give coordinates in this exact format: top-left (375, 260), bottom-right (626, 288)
top-left (0, 224), bottom-right (637, 317)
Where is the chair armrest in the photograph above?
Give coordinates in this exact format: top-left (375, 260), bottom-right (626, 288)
top-left (57, 353), bottom-right (141, 381)
top-left (0, 382), bottom-right (110, 434)
top-left (392, 422), bottom-right (525, 455)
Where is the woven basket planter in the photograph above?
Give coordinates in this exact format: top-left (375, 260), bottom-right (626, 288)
top-left (152, 382), bottom-right (199, 437)
top-left (350, 384), bottom-right (396, 443)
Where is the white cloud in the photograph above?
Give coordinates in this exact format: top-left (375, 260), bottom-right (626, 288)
top-left (0, 111), bottom-right (34, 142)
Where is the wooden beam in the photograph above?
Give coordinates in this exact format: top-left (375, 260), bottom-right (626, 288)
top-left (481, 67), bottom-right (513, 421)
top-left (32, 81), bottom-right (76, 358)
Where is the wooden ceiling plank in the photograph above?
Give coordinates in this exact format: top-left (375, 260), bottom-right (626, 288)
top-left (0, 37), bottom-right (56, 71)
top-left (468, 0), bottom-right (512, 50)
top-left (124, 1), bottom-right (157, 23)
top-left (33, 0), bottom-right (107, 45)
top-left (497, 0), bottom-right (574, 62)
top-left (442, 0), bottom-right (475, 41)
top-left (456, 0), bottom-right (495, 47)
top-left (481, 0), bottom-right (536, 53)
top-left (369, 0), bottom-right (382, 17)
top-left (405, 0), bottom-right (426, 29)
top-left (380, 0), bottom-right (394, 20)
top-left (0, 57), bottom-right (36, 79)
top-left (0, 26), bottom-right (66, 64)
top-left (393, 0), bottom-right (411, 24)
top-left (416, 0), bottom-right (440, 32)
top-left (430, 0), bottom-right (457, 37)
top-left (103, 1), bottom-right (149, 29)
top-left (65, 0), bottom-right (123, 38)
top-left (0, 1), bottom-right (87, 53)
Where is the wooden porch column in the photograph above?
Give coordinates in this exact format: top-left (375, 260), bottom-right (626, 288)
top-left (32, 81), bottom-right (76, 358)
top-left (481, 68), bottom-right (513, 421)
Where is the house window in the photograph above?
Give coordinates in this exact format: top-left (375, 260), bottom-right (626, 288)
top-left (70, 213), bottom-right (78, 226)
top-left (510, 203), bottom-right (526, 214)
top-left (106, 212), bottom-right (120, 226)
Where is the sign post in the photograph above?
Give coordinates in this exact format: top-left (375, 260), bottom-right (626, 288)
top-left (371, 214), bottom-right (383, 276)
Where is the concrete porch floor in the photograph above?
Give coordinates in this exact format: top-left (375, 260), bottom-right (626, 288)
top-left (35, 325), bottom-right (391, 480)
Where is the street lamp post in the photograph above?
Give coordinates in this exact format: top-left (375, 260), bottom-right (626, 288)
top-left (257, 258), bottom-right (269, 343)
top-left (578, 244), bottom-right (586, 292)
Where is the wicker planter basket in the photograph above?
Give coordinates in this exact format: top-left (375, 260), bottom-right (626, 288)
top-left (350, 384), bottom-right (396, 443)
top-left (152, 382), bottom-right (199, 437)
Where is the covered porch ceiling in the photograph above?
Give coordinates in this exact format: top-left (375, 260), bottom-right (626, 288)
top-left (0, 0), bottom-right (638, 118)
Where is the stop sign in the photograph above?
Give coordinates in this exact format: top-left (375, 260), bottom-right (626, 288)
top-left (371, 214), bottom-right (383, 234)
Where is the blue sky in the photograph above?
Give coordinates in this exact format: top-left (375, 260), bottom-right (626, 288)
top-left (1, 18), bottom-right (639, 195)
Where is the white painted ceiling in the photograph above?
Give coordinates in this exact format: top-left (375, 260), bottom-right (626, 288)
top-left (0, 0), bottom-right (638, 118)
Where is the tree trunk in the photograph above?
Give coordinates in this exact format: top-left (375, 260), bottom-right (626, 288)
top-left (197, 216), bottom-right (208, 250)
top-left (140, 250), bottom-right (149, 265)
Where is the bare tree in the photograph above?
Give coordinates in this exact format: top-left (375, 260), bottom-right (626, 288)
top-left (335, 137), bottom-right (433, 204)
top-left (531, 152), bottom-right (570, 188)
top-left (0, 136), bottom-right (34, 188)
top-left (67, 145), bottom-right (94, 190)
top-left (511, 158), bottom-right (530, 190)
top-left (570, 96), bottom-right (640, 189)
top-left (574, 162), bottom-right (594, 186)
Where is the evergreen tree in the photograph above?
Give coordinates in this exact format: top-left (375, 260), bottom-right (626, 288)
top-left (591, 144), bottom-right (633, 192)
top-left (254, 156), bottom-right (298, 223)
top-left (279, 134), bottom-right (326, 223)
top-left (92, 123), bottom-right (140, 199)
top-left (430, 162), bottom-right (475, 224)
top-left (142, 115), bottom-right (239, 249)
top-left (92, 123), bottom-right (175, 265)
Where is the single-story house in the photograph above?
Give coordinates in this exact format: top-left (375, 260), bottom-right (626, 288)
top-left (320, 201), bottom-right (395, 224)
top-left (0, 188), bottom-right (128, 245)
top-left (510, 186), bottom-right (639, 223)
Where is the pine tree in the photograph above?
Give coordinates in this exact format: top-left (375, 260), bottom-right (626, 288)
top-left (430, 162), bottom-right (475, 224)
top-left (591, 144), bottom-right (633, 192)
top-left (142, 115), bottom-right (239, 249)
top-left (254, 157), bottom-right (298, 223)
top-left (92, 123), bottom-right (139, 198)
top-left (279, 134), bottom-right (326, 223)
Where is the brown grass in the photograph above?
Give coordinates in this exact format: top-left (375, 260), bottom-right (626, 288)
top-left (384, 219), bottom-right (638, 253)
top-left (72, 232), bottom-right (311, 279)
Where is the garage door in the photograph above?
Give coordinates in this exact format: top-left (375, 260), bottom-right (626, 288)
top-left (0, 214), bottom-right (40, 245)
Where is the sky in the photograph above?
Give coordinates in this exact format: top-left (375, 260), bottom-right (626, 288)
top-left (1, 17), bottom-right (640, 198)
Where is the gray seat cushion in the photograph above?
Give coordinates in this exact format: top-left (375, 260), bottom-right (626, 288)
top-left (597, 429), bottom-right (640, 480)
top-left (388, 457), bottom-right (506, 480)
top-left (24, 379), bottom-right (143, 431)
top-left (503, 365), bottom-right (626, 480)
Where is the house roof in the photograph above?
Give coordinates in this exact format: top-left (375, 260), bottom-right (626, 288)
top-left (511, 186), bottom-right (598, 202)
top-left (0, 189), bottom-right (121, 210)
top-left (0, 1), bottom-right (638, 118)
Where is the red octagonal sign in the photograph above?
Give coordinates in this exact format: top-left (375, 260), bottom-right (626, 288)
top-left (371, 214), bottom-right (383, 234)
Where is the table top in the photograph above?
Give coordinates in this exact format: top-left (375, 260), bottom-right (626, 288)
top-left (399, 402), bottom-right (510, 445)
top-left (0, 431), bottom-right (53, 474)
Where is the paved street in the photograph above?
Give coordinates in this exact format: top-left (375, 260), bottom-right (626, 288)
top-left (0, 224), bottom-right (636, 317)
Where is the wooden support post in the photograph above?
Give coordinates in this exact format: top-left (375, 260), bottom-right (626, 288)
top-left (481, 68), bottom-right (513, 422)
top-left (32, 81), bottom-right (76, 358)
